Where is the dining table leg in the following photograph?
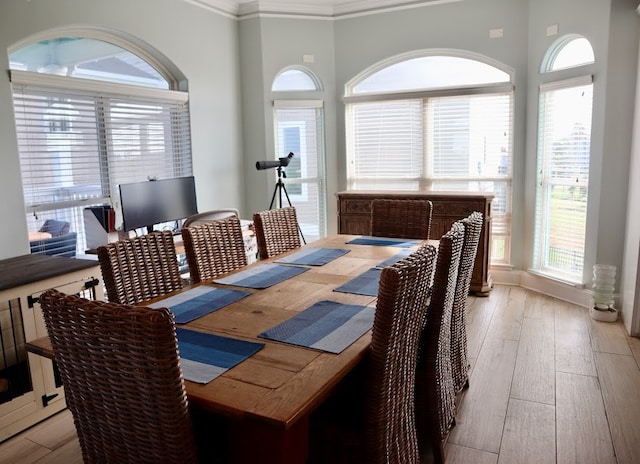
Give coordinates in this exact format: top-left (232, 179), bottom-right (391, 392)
top-left (229, 415), bottom-right (309, 464)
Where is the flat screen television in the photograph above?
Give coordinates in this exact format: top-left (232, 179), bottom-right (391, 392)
top-left (119, 176), bottom-right (198, 233)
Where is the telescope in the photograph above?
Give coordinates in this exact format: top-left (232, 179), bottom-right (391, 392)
top-left (255, 151), bottom-right (306, 244)
top-left (256, 152), bottom-right (294, 170)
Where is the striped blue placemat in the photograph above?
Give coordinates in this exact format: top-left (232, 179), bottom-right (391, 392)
top-left (376, 249), bottom-right (414, 268)
top-left (347, 236), bottom-right (421, 248)
top-left (258, 300), bottom-right (374, 354)
top-left (176, 328), bottom-right (264, 384)
top-left (333, 268), bottom-right (382, 297)
top-left (212, 263), bottom-right (309, 289)
top-left (275, 247), bottom-right (350, 266)
top-left (148, 286), bottom-right (250, 324)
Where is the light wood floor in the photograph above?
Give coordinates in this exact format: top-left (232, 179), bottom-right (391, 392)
top-left (2, 284), bottom-right (640, 463)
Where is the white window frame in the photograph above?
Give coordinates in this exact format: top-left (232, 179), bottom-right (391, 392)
top-left (532, 76), bottom-right (594, 283)
top-left (272, 99), bottom-right (326, 242)
top-left (11, 69), bottom-right (192, 254)
top-left (531, 35), bottom-right (596, 284)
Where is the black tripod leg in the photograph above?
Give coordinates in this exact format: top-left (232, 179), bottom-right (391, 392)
top-left (268, 181), bottom-right (279, 210)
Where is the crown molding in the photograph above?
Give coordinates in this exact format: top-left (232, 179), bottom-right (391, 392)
top-left (183, 0), bottom-right (239, 18)
top-left (332, 0), bottom-right (461, 18)
top-left (239, 1), bottom-right (333, 17)
top-left (184, 0), bottom-right (463, 20)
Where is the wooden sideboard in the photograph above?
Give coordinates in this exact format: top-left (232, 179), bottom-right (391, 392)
top-left (336, 190), bottom-right (493, 295)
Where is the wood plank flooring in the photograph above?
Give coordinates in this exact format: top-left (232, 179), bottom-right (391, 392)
top-left (447, 285), bottom-right (640, 464)
top-left (1, 284), bottom-right (640, 463)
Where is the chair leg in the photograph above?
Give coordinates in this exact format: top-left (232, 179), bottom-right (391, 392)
top-left (432, 439), bottom-right (446, 464)
top-left (425, 426), bottom-right (446, 464)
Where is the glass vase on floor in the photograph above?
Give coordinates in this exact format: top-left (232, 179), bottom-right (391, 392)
top-left (590, 264), bottom-right (618, 322)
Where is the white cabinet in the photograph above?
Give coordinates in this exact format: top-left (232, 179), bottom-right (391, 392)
top-left (0, 255), bottom-right (103, 442)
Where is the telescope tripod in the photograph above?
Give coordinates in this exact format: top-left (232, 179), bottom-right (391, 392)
top-left (268, 166), bottom-right (306, 244)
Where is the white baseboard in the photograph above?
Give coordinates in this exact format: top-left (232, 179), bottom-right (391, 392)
top-left (491, 268), bottom-right (595, 308)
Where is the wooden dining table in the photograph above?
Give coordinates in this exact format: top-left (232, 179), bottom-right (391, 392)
top-left (27, 234), bottom-right (429, 464)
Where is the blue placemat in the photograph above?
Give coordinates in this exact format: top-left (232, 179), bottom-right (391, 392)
top-left (347, 236), bottom-right (422, 248)
top-left (333, 268), bottom-right (382, 297)
top-left (275, 247), bottom-right (350, 266)
top-left (212, 263), bottom-right (309, 289)
top-left (376, 249), bottom-right (414, 268)
top-left (148, 286), bottom-right (250, 324)
top-left (258, 300), bottom-right (374, 354)
top-left (176, 328), bottom-right (264, 384)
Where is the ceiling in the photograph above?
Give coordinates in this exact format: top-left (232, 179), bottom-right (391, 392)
top-left (186, 0), bottom-right (459, 19)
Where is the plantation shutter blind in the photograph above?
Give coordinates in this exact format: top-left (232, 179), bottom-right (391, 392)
top-left (427, 93), bottom-right (511, 185)
top-left (11, 70), bottom-right (191, 245)
top-left (347, 99), bottom-right (424, 190)
top-left (426, 92), bottom-right (513, 263)
top-left (534, 76), bottom-right (593, 282)
top-left (12, 71), bottom-right (191, 207)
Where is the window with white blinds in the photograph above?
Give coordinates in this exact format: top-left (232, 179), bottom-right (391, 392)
top-left (11, 70), bottom-right (192, 255)
top-left (273, 100), bottom-right (326, 242)
top-left (348, 99), bottom-right (424, 190)
top-left (533, 77), bottom-right (593, 282)
top-left (346, 89), bottom-right (513, 264)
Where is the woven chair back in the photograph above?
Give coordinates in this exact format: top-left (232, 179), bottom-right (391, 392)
top-left (183, 208), bottom-right (239, 228)
top-left (181, 216), bottom-right (248, 283)
top-left (450, 211), bottom-right (484, 392)
top-left (253, 206), bottom-right (301, 260)
top-left (97, 230), bottom-right (182, 305)
top-left (39, 289), bottom-right (198, 464)
top-left (416, 222), bottom-right (464, 463)
top-left (370, 199), bottom-right (433, 240)
top-left (366, 244), bottom-right (437, 464)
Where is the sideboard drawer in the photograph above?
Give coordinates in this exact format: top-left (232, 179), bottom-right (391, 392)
top-left (341, 199), bottom-right (372, 215)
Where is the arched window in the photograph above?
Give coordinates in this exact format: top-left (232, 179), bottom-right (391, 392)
top-left (350, 55), bottom-right (510, 94)
top-left (272, 67), bottom-right (322, 92)
top-left (533, 36), bottom-right (594, 283)
top-left (271, 66), bottom-right (326, 242)
top-left (344, 51), bottom-right (514, 265)
top-left (541, 35), bottom-right (595, 73)
top-left (9, 34), bottom-right (191, 256)
top-left (9, 36), bottom-right (171, 89)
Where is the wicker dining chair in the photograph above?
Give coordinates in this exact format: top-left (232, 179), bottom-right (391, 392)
top-left (370, 199), bottom-right (433, 240)
top-left (416, 222), bottom-right (464, 464)
top-left (309, 244), bottom-right (437, 464)
top-left (252, 206), bottom-right (301, 260)
top-left (366, 243), bottom-right (438, 463)
top-left (181, 216), bottom-right (248, 283)
top-left (450, 212), bottom-right (483, 393)
top-left (97, 230), bottom-right (183, 305)
top-left (39, 288), bottom-right (198, 464)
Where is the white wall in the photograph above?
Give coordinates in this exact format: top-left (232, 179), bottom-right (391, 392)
top-left (240, 17), bottom-right (337, 230)
top-left (0, 0), bottom-right (245, 259)
top-left (622, 22), bottom-right (640, 336)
